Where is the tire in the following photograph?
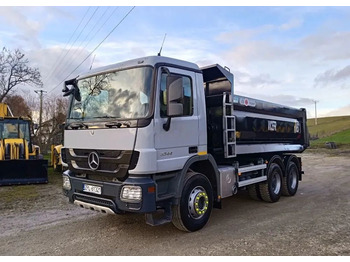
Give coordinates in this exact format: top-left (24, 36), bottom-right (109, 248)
top-left (172, 172), bottom-right (213, 232)
top-left (281, 161), bottom-right (299, 196)
top-left (259, 163), bottom-right (282, 203)
top-left (247, 184), bottom-right (262, 201)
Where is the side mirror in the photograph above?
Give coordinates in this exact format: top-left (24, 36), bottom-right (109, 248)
top-left (163, 74), bottom-right (184, 131)
top-left (166, 75), bottom-right (184, 117)
top-left (63, 78), bottom-right (81, 102)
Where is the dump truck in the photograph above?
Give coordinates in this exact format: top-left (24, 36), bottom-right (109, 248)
top-left (0, 103), bottom-right (48, 186)
top-left (61, 56), bottom-right (309, 232)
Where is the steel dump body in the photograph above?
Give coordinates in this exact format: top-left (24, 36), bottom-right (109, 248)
top-left (202, 65), bottom-right (309, 163)
top-left (206, 94), bottom-right (308, 161)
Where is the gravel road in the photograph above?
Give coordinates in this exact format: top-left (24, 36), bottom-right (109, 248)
top-left (0, 152), bottom-right (349, 255)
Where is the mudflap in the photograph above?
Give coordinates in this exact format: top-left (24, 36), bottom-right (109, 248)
top-left (0, 159), bottom-right (48, 186)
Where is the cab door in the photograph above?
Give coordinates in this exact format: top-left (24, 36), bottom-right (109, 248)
top-left (154, 66), bottom-right (199, 173)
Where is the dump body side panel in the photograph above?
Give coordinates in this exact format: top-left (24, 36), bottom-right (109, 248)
top-left (206, 93), bottom-right (308, 162)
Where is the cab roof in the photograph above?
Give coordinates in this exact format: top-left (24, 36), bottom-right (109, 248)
top-left (77, 56), bottom-right (200, 80)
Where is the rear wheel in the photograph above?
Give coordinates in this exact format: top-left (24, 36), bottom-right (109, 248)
top-left (259, 163), bottom-right (282, 203)
top-left (282, 161), bottom-right (299, 196)
top-left (172, 172), bottom-right (213, 232)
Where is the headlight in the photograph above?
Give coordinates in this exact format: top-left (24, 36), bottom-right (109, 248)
top-left (120, 186), bottom-right (142, 203)
top-left (62, 175), bottom-right (71, 190)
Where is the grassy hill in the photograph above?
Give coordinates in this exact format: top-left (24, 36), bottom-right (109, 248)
top-left (307, 115), bottom-right (350, 148)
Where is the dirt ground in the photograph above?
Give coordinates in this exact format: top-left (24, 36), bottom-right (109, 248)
top-left (0, 151), bottom-right (349, 256)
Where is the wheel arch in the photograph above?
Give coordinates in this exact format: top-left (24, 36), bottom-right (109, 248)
top-left (284, 154), bottom-right (302, 180)
top-left (175, 154), bottom-right (220, 203)
top-left (267, 154), bottom-right (285, 177)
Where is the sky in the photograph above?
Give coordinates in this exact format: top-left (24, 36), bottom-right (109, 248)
top-left (1, 2), bottom-right (350, 118)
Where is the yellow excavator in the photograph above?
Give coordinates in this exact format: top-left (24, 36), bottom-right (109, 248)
top-left (0, 102), bottom-right (48, 186)
top-left (50, 123), bottom-right (65, 172)
top-left (51, 144), bottom-right (63, 172)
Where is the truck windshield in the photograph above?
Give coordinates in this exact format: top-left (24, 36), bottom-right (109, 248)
top-left (68, 67), bottom-right (153, 121)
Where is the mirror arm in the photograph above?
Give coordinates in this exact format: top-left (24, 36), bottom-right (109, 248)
top-left (63, 88), bottom-right (74, 97)
top-left (63, 77), bottom-right (81, 101)
top-left (163, 117), bottom-right (172, 131)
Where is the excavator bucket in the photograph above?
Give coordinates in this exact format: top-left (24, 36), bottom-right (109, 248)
top-left (0, 159), bottom-right (48, 186)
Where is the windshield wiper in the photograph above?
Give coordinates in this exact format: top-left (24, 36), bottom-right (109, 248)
top-left (105, 121), bottom-right (131, 128)
top-left (105, 121), bottom-right (122, 128)
top-left (68, 122), bottom-right (89, 129)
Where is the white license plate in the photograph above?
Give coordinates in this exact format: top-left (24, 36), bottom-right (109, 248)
top-left (83, 184), bottom-right (102, 195)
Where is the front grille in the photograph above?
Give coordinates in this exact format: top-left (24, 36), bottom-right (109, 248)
top-left (88, 174), bottom-right (118, 183)
top-left (61, 148), bottom-right (67, 163)
top-left (66, 148), bottom-right (133, 180)
top-left (72, 149), bottom-right (123, 158)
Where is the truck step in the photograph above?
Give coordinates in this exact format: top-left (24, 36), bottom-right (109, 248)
top-left (145, 204), bottom-right (172, 226)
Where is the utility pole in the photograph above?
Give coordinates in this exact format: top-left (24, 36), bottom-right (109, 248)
top-left (35, 90), bottom-right (47, 133)
top-left (313, 100), bottom-right (319, 125)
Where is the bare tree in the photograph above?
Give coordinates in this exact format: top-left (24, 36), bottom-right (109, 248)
top-left (0, 47), bottom-right (42, 102)
top-left (39, 95), bottom-right (69, 153)
top-left (4, 94), bottom-right (32, 118)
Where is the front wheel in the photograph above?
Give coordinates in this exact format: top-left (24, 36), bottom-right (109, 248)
top-left (172, 172), bottom-right (213, 232)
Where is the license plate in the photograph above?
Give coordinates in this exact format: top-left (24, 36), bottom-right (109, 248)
top-left (83, 184), bottom-right (102, 195)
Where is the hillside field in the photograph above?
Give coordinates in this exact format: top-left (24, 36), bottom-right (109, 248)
top-left (307, 115), bottom-right (350, 148)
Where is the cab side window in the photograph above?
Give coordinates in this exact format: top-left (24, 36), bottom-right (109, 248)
top-left (160, 73), bottom-right (193, 117)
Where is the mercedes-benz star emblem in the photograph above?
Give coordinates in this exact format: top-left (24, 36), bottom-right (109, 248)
top-left (88, 152), bottom-right (100, 170)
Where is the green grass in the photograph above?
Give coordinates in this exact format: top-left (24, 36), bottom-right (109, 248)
top-left (48, 166), bottom-right (63, 184)
top-left (0, 166), bottom-right (61, 207)
top-left (308, 115), bottom-right (350, 149)
top-left (308, 115), bottom-right (350, 139)
top-left (311, 129), bottom-right (350, 146)
top-left (1, 184), bottom-right (40, 204)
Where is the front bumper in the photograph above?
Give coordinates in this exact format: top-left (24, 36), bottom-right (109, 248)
top-left (62, 170), bottom-right (157, 214)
